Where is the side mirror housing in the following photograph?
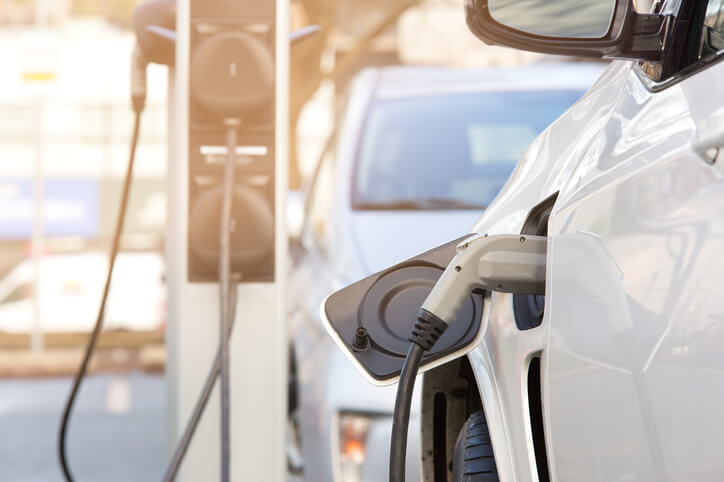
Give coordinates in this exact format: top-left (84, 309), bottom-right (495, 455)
top-left (465, 0), bottom-right (669, 62)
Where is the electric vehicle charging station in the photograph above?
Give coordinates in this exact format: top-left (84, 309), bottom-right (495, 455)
top-left (165, 0), bottom-right (288, 479)
top-left (55, 1), bottom-right (320, 479)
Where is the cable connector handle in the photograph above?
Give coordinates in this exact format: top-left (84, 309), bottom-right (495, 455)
top-left (421, 234), bottom-right (547, 325)
top-left (131, 44), bottom-right (149, 114)
top-left (410, 309), bottom-right (449, 351)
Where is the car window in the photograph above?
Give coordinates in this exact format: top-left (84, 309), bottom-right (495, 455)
top-left (699, 0), bottom-right (724, 59)
top-left (352, 90), bottom-right (584, 210)
top-left (0, 282), bottom-right (32, 304)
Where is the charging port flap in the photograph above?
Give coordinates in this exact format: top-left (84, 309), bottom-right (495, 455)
top-left (321, 235), bottom-right (490, 386)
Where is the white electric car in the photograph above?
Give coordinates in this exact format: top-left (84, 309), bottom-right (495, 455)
top-left (384, 0), bottom-right (724, 481)
top-left (287, 64), bottom-right (602, 481)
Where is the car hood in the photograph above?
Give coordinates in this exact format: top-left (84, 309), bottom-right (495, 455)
top-left (349, 210), bottom-right (482, 274)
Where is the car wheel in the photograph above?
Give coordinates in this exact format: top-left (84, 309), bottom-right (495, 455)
top-left (452, 410), bottom-right (499, 481)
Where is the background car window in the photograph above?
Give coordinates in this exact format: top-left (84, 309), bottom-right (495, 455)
top-left (699, 0), bottom-right (724, 59)
top-left (352, 90), bottom-right (583, 210)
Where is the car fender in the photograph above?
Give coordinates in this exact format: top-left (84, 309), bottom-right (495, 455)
top-left (434, 60), bottom-right (633, 482)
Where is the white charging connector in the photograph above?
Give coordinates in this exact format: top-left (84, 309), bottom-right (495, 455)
top-left (420, 233), bottom-right (547, 326)
top-left (390, 233), bottom-right (548, 482)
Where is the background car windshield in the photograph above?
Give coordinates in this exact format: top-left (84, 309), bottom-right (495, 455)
top-left (353, 90), bottom-right (584, 210)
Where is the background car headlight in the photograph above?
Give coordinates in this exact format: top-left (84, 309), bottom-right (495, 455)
top-left (338, 412), bottom-right (372, 482)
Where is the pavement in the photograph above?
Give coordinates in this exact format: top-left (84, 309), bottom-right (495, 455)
top-left (0, 329), bottom-right (165, 378)
top-left (0, 339), bottom-right (302, 481)
top-left (0, 345), bottom-right (165, 378)
top-left (0, 373), bottom-right (166, 482)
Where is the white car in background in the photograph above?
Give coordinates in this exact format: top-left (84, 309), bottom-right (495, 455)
top-left (287, 63), bottom-right (603, 482)
top-left (0, 252), bottom-right (165, 334)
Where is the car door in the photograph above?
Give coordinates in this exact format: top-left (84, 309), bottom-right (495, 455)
top-left (544, 2), bottom-right (724, 480)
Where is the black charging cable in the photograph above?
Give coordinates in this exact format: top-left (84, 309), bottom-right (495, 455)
top-left (161, 283), bottom-right (237, 482)
top-left (218, 121), bottom-right (238, 482)
top-left (161, 122), bottom-right (240, 482)
top-left (390, 311), bottom-right (449, 482)
top-left (57, 48), bottom-right (147, 482)
top-left (58, 43), bottom-right (241, 481)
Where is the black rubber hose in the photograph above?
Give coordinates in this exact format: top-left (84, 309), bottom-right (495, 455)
top-left (57, 110), bottom-right (141, 482)
top-left (163, 126), bottom-right (236, 482)
top-left (161, 123), bottom-right (239, 482)
top-left (161, 285), bottom-right (237, 482)
top-left (390, 342), bottom-right (424, 482)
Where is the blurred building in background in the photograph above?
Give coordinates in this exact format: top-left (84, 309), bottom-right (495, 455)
top-left (0, 13), bottom-right (167, 262)
top-left (0, 1), bottom-right (167, 349)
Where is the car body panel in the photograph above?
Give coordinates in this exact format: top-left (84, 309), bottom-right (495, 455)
top-left (544, 56), bottom-right (724, 481)
top-left (462, 54), bottom-right (724, 481)
top-left (463, 60), bottom-right (631, 482)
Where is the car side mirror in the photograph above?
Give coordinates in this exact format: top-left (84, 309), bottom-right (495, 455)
top-left (286, 190), bottom-right (305, 243)
top-left (465, 0), bottom-right (669, 62)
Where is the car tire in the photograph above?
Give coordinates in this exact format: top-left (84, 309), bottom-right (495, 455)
top-left (452, 410), bottom-right (499, 482)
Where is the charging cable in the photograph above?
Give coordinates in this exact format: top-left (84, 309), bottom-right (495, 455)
top-left (389, 233), bottom-right (548, 482)
top-left (60, 20), bottom-right (319, 480)
top-left (160, 125), bottom-right (241, 482)
top-left (57, 45), bottom-right (148, 482)
top-left (58, 43), bottom-right (241, 482)
top-left (162, 121), bottom-right (240, 482)
top-left (161, 281), bottom-right (237, 482)
top-left (218, 120), bottom-right (239, 482)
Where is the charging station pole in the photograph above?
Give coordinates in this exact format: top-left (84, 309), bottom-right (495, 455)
top-left (165, 0), bottom-right (288, 479)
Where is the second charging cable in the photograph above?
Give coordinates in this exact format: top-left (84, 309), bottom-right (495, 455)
top-left (218, 120), bottom-right (240, 482)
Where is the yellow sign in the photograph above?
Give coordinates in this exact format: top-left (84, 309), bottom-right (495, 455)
top-left (22, 71), bottom-right (57, 82)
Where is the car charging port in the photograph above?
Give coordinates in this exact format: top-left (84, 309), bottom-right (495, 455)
top-left (514, 192), bottom-right (558, 330)
top-left (389, 233), bottom-right (548, 482)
